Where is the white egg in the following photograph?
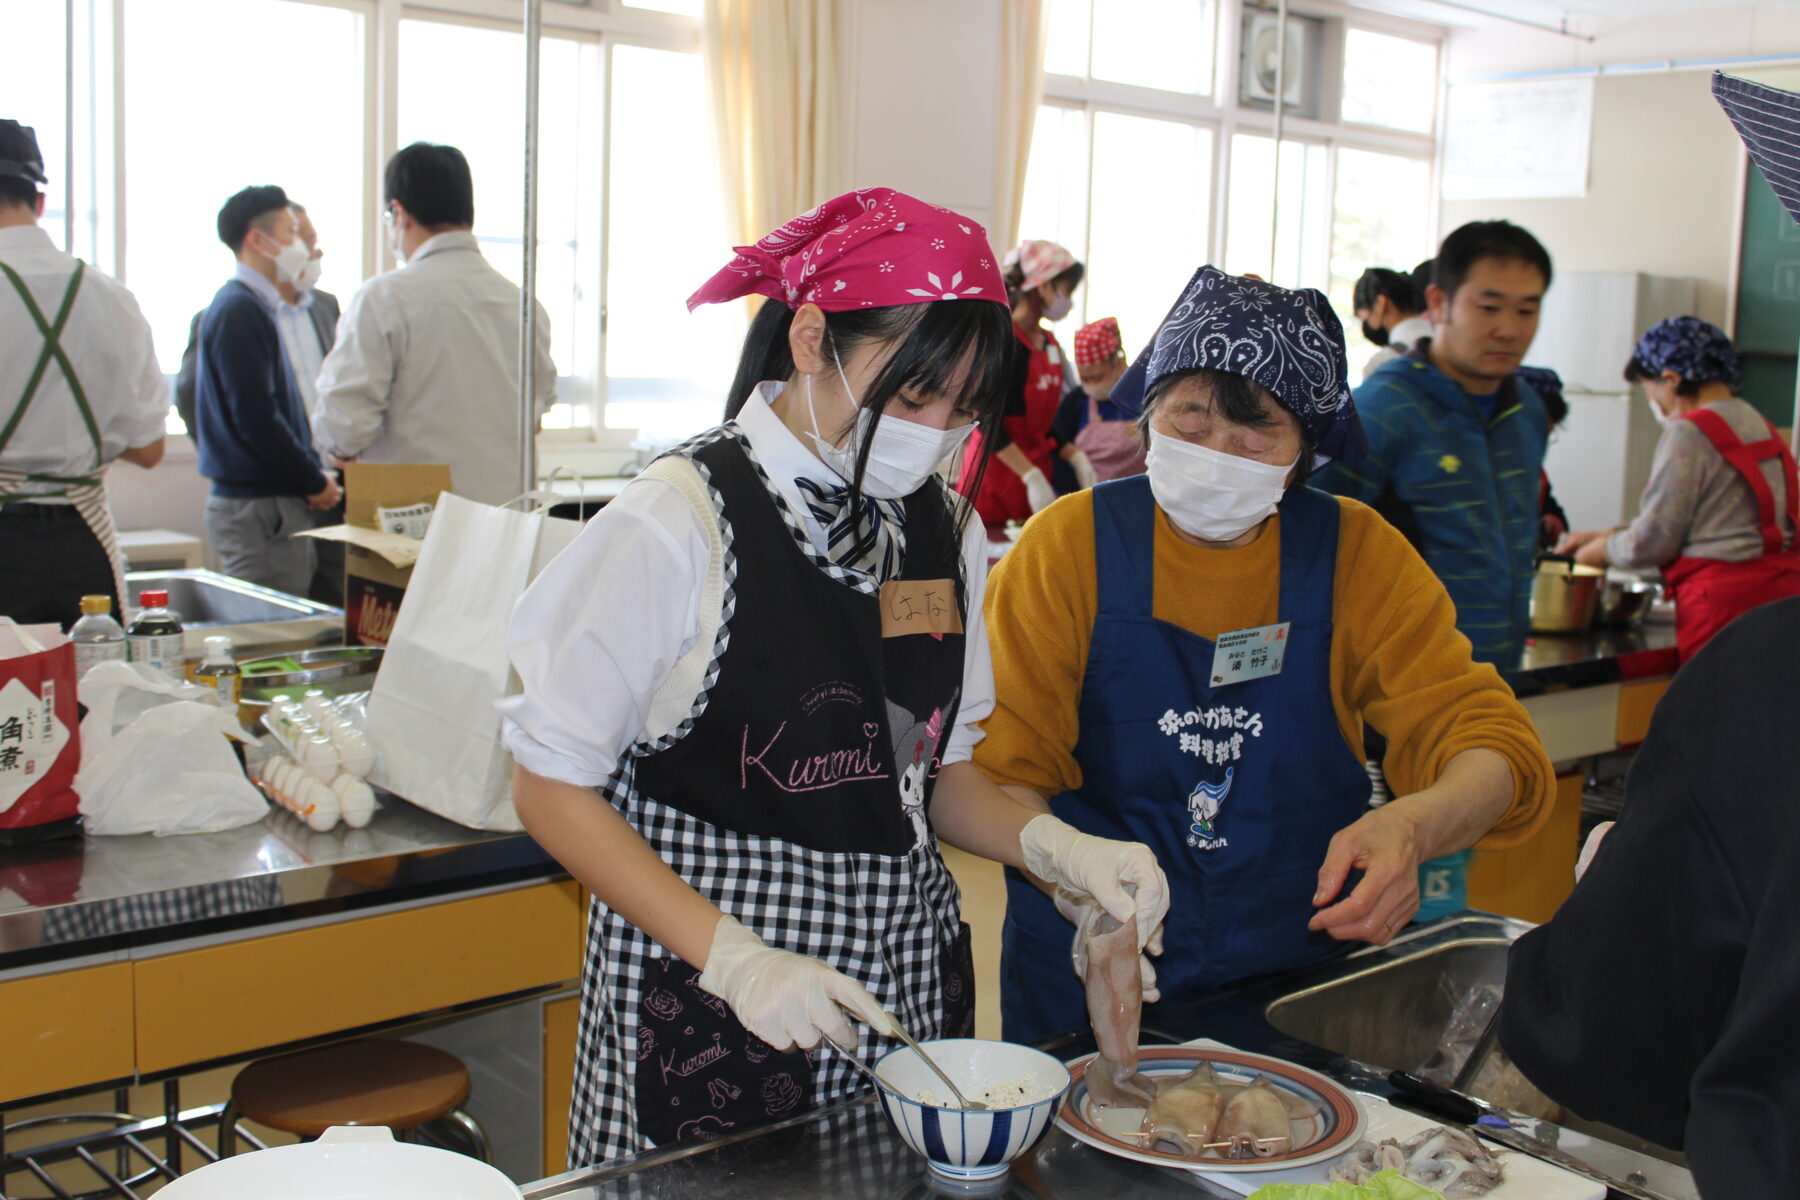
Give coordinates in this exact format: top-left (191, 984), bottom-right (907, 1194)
top-left (335, 777), bottom-right (377, 828)
top-left (302, 778), bottom-right (340, 831)
top-left (336, 729), bottom-right (375, 779)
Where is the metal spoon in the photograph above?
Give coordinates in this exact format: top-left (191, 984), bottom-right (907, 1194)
top-left (822, 1033), bottom-right (886, 1093)
top-left (885, 1013), bottom-right (988, 1110)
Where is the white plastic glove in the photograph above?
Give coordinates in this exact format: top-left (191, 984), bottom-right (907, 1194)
top-left (1055, 887), bottom-right (1162, 1001)
top-left (1575, 821), bottom-right (1614, 881)
top-left (1069, 449), bottom-right (1099, 490)
top-left (1020, 466), bottom-right (1057, 513)
top-left (697, 914), bottom-right (897, 1051)
top-left (1021, 813), bottom-right (1168, 951)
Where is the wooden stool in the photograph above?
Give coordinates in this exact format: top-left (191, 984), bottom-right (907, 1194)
top-left (219, 1039), bottom-right (490, 1161)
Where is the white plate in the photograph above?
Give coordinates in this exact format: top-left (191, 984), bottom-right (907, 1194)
top-left (1056, 1046), bottom-right (1365, 1173)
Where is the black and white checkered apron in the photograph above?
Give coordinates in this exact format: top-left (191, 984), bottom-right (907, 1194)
top-left (566, 425), bottom-right (976, 1168)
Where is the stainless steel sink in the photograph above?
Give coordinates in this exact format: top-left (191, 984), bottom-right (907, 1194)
top-left (1259, 914), bottom-right (1695, 1194)
top-left (125, 569), bottom-right (344, 662)
top-left (1267, 936), bottom-right (1509, 1083)
top-left (125, 569), bottom-right (338, 625)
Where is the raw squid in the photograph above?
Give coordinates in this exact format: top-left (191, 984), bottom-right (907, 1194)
top-left (1139, 1061), bottom-right (1231, 1155)
top-left (1214, 1074), bottom-right (1319, 1158)
top-left (1071, 897), bottom-right (1158, 1108)
top-left (1329, 1124), bottom-right (1505, 1197)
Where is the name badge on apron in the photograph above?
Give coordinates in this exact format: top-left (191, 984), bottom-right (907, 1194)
top-left (881, 579), bottom-right (963, 640)
top-left (1209, 622), bottom-right (1290, 686)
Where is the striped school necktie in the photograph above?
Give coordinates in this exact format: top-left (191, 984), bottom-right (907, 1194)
top-left (794, 476), bottom-right (908, 582)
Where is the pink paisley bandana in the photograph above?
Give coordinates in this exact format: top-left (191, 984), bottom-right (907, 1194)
top-left (1004, 239), bottom-right (1077, 293)
top-left (686, 188), bottom-right (1007, 313)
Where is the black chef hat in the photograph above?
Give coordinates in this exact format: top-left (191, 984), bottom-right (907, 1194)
top-left (0, 120), bottom-right (48, 186)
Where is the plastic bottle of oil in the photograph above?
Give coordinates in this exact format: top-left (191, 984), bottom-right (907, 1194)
top-left (70, 595), bottom-right (128, 672)
top-left (193, 636), bottom-right (242, 705)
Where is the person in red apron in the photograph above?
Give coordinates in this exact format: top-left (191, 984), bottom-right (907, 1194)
top-left (1557, 316), bottom-right (1800, 663)
top-left (957, 239), bottom-right (1090, 532)
top-left (499, 190), bottom-right (1167, 1167)
top-left (975, 266), bottom-right (1556, 1043)
top-left (0, 119), bottom-right (166, 628)
top-left (1053, 316), bottom-right (1146, 483)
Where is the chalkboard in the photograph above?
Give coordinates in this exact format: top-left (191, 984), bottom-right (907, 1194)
top-left (1734, 162), bottom-right (1800, 425)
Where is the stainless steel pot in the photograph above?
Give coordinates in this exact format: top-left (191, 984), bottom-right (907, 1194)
top-left (1529, 556), bottom-right (1605, 634)
top-left (1595, 577), bottom-right (1661, 629)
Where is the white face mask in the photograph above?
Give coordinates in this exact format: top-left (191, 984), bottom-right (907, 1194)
top-left (803, 356), bottom-right (975, 499)
top-left (1146, 429), bottom-right (1296, 543)
top-left (295, 254), bottom-right (322, 291)
top-left (266, 233), bottom-right (311, 285)
top-left (1646, 393), bottom-right (1674, 429)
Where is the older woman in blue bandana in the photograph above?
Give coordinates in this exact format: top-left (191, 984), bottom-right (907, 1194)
top-left (1557, 316), bottom-right (1800, 662)
top-left (974, 267), bottom-right (1555, 1042)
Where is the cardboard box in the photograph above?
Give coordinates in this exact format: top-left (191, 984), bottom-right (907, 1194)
top-left (298, 464), bottom-right (453, 646)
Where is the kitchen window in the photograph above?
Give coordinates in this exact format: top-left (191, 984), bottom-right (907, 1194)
top-left (24, 0), bottom-right (722, 443)
top-left (121, 0), bottom-right (367, 407)
top-left (1023, 0), bottom-right (1441, 364)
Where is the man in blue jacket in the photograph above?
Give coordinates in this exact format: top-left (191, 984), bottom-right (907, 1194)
top-left (1318, 221), bottom-right (1552, 669)
top-left (194, 186), bottom-right (341, 595)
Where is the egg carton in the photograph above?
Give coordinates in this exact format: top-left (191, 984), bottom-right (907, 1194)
top-left (257, 753), bottom-right (377, 831)
top-left (260, 692), bottom-right (376, 781)
top-left (255, 694), bottom-right (379, 831)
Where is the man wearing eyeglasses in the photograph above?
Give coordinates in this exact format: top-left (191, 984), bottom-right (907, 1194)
top-left (313, 142), bottom-right (557, 507)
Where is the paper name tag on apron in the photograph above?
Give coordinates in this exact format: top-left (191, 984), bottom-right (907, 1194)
top-left (375, 502), bottom-right (434, 540)
top-left (881, 579), bottom-right (963, 641)
top-left (1210, 622), bottom-right (1290, 685)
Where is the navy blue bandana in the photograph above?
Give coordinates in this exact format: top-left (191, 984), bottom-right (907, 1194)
top-left (1108, 266), bottom-right (1366, 462)
top-left (1514, 366), bottom-right (1563, 402)
top-left (1715, 72), bottom-right (1800, 227)
top-left (1634, 316), bottom-right (1742, 387)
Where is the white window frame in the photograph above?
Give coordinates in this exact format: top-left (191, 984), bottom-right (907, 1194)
top-left (1037, 0), bottom-right (1444, 298)
top-left (48, 0), bottom-right (706, 447)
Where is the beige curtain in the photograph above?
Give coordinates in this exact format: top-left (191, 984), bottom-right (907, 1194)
top-left (991, 0), bottom-right (1050, 256)
top-left (703, 0), bottom-right (842, 248)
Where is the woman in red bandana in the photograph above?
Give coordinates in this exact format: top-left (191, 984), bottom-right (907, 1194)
top-left (1053, 316), bottom-right (1147, 483)
top-left (958, 239), bottom-right (1094, 531)
top-left (500, 191), bottom-right (1167, 1166)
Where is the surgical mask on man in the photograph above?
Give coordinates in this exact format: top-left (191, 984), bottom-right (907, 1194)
top-left (1361, 319), bottom-right (1390, 347)
top-left (1145, 429), bottom-right (1296, 543)
top-left (295, 255), bottom-right (323, 292)
top-left (266, 233), bottom-right (311, 285)
top-left (1044, 291), bottom-right (1073, 322)
top-left (804, 354), bottom-right (974, 499)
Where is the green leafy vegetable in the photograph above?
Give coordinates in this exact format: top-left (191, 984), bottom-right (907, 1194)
top-left (1245, 1170), bottom-right (1444, 1200)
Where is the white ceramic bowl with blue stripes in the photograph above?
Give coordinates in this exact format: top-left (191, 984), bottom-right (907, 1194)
top-left (872, 1038), bottom-right (1071, 1181)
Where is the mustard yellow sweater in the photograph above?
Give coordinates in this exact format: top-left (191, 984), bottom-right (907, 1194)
top-left (976, 489), bottom-right (1554, 851)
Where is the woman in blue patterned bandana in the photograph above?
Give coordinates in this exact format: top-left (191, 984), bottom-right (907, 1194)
top-left (1557, 316), bottom-right (1800, 662)
top-left (976, 265), bottom-right (1556, 1042)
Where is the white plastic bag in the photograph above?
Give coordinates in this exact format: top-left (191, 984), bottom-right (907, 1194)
top-left (75, 662), bottom-right (268, 836)
top-left (364, 492), bottom-right (579, 831)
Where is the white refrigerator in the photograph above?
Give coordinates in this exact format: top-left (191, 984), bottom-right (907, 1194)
top-left (1531, 272), bottom-right (1699, 530)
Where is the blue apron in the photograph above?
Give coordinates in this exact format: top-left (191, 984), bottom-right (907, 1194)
top-left (1000, 476), bottom-right (1372, 1044)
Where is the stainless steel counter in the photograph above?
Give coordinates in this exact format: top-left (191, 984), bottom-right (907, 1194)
top-left (524, 915), bottom-right (1696, 1200)
top-left (0, 796), bottom-right (558, 971)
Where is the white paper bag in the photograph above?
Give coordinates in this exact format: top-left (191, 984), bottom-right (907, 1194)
top-left (364, 491), bottom-right (580, 830)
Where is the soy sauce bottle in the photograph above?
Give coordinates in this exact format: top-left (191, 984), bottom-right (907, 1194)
top-left (126, 589), bottom-right (185, 671)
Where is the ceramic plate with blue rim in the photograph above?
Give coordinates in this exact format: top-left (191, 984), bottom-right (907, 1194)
top-left (1055, 1046), bottom-right (1364, 1173)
